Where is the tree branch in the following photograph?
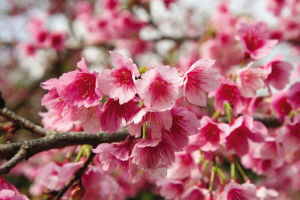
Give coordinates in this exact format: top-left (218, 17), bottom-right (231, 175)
top-left (0, 130), bottom-right (129, 174)
top-left (53, 152), bottom-right (96, 200)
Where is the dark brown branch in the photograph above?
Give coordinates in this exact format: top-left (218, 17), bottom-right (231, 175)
top-left (53, 152), bottom-right (96, 200)
top-left (0, 107), bottom-right (50, 136)
top-left (0, 145), bottom-right (27, 174)
top-left (0, 130), bottom-right (128, 174)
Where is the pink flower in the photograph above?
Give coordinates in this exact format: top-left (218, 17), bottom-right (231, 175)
top-left (287, 82), bottom-right (300, 109)
top-left (183, 59), bottom-right (220, 106)
top-left (190, 116), bottom-right (229, 152)
top-left (225, 115), bottom-right (267, 156)
top-left (19, 42), bottom-right (37, 57)
top-left (180, 186), bottom-right (206, 200)
top-left (131, 137), bottom-right (175, 169)
top-left (211, 78), bottom-right (246, 114)
top-left (267, 0), bottom-right (286, 16)
top-left (49, 31), bottom-right (67, 51)
top-left (0, 176), bottom-right (29, 199)
top-left (57, 58), bottom-right (102, 108)
top-left (164, 107), bottom-right (200, 151)
top-left (270, 91), bottom-right (293, 120)
top-left (201, 37), bottom-right (244, 76)
top-left (242, 139), bottom-right (284, 175)
top-left (128, 108), bottom-right (172, 139)
top-left (278, 115), bottom-right (300, 157)
top-left (82, 166), bottom-right (121, 200)
top-left (137, 65), bottom-right (182, 111)
top-left (167, 152), bottom-right (195, 180)
top-left (236, 64), bottom-right (268, 97)
top-left (33, 28), bottom-right (49, 47)
top-left (218, 181), bottom-right (258, 200)
top-left (157, 179), bottom-right (184, 200)
top-left (98, 51), bottom-right (139, 104)
top-left (40, 109), bottom-right (74, 132)
top-left (69, 105), bottom-right (102, 134)
top-left (100, 98), bottom-right (139, 134)
top-left (30, 162), bottom-right (82, 192)
top-left (93, 137), bottom-right (133, 172)
top-left (264, 56), bottom-right (293, 90)
top-left (237, 22), bottom-right (278, 59)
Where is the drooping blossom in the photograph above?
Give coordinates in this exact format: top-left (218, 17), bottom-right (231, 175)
top-left (287, 82), bottom-right (300, 109)
top-left (236, 64), bottom-right (268, 97)
top-left (100, 98), bottom-right (139, 134)
top-left (236, 22), bottom-right (278, 59)
top-left (183, 58), bottom-right (220, 106)
top-left (180, 186), bottom-right (206, 200)
top-left (242, 138), bottom-right (284, 175)
top-left (93, 137), bottom-right (133, 172)
top-left (81, 166), bottom-right (122, 200)
top-left (128, 108), bottom-right (172, 139)
top-left (225, 115), bottom-right (267, 156)
top-left (270, 91), bottom-right (293, 120)
top-left (166, 152), bottom-right (195, 180)
top-left (0, 176), bottom-right (29, 200)
top-left (264, 56), bottom-right (293, 90)
top-left (98, 51), bottom-right (140, 104)
top-left (130, 137), bottom-right (175, 170)
top-left (210, 78), bottom-right (246, 114)
top-left (218, 181), bottom-right (258, 200)
top-left (189, 116), bottom-right (229, 152)
top-left (69, 105), bottom-right (102, 134)
top-left (57, 58), bottom-right (102, 108)
top-left (164, 107), bottom-right (200, 151)
top-left (157, 179), bottom-right (184, 200)
top-left (277, 115), bottom-right (300, 159)
top-left (137, 65), bottom-right (182, 111)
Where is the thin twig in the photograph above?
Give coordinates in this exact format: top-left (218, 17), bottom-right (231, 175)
top-left (0, 107), bottom-right (50, 136)
top-left (0, 145), bottom-right (27, 174)
top-left (53, 152), bottom-right (95, 200)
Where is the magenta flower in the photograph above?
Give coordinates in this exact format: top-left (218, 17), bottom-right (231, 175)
top-left (82, 167), bottom-right (121, 200)
top-left (264, 56), bottom-right (293, 90)
top-left (157, 179), bottom-right (184, 200)
top-left (131, 138), bottom-right (175, 169)
top-left (49, 31), bottom-right (67, 51)
top-left (100, 98), bottom-right (139, 134)
top-left (287, 82), bottom-right (300, 109)
top-left (93, 137), bottom-right (133, 172)
top-left (190, 116), bottom-right (229, 152)
top-left (167, 152), bottom-right (195, 180)
top-left (218, 181), bottom-right (258, 200)
top-left (57, 58), bottom-right (102, 108)
top-left (270, 91), bottom-right (293, 120)
top-left (164, 107), bottom-right (200, 151)
top-left (0, 176), bottom-right (29, 200)
top-left (183, 59), bottom-right (220, 106)
top-left (211, 78), bottom-right (246, 115)
top-left (69, 105), bottom-right (102, 134)
top-left (237, 22), bottom-right (278, 59)
top-left (278, 115), bottom-right (300, 157)
top-left (225, 115), bottom-right (267, 156)
top-left (137, 65), bottom-right (182, 111)
top-left (180, 186), bottom-right (206, 200)
top-left (98, 51), bottom-right (140, 104)
top-left (236, 64), bottom-right (268, 97)
top-left (128, 108), bottom-right (172, 139)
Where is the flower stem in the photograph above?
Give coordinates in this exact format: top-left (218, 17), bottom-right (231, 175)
top-left (224, 102), bottom-right (232, 123)
top-left (209, 166), bottom-right (216, 191)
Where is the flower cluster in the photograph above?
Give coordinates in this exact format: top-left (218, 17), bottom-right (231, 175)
top-left (1, 0), bottom-right (300, 199)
